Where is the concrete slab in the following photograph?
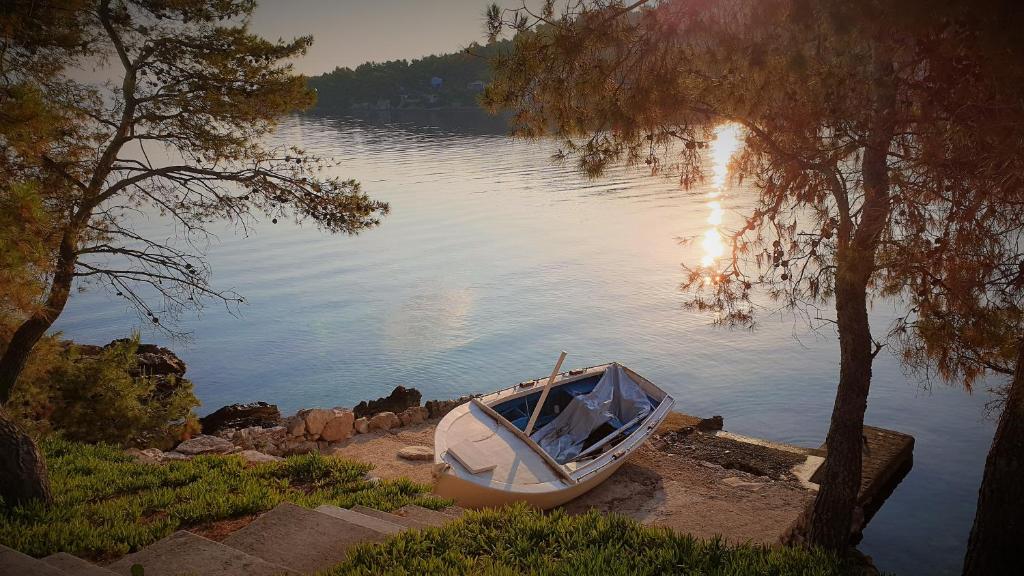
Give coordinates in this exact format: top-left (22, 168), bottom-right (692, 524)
top-left (222, 502), bottom-right (383, 574)
top-left (107, 531), bottom-right (295, 576)
top-left (858, 426), bottom-right (915, 522)
top-left (43, 552), bottom-right (117, 576)
top-left (314, 505), bottom-right (406, 535)
top-left (0, 544), bottom-right (66, 576)
top-left (792, 455), bottom-right (825, 491)
top-left (350, 505), bottom-right (431, 529)
top-left (394, 504), bottom-right (451, 527)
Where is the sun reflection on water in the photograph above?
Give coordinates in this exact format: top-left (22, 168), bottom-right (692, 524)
top-left (700, 124), bottom-right (744, 272)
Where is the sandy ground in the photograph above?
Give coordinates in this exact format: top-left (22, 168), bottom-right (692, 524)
top-left (324, 412), bottom-right (816, 545)
top-left (325, 422), bottom-right (438, 485)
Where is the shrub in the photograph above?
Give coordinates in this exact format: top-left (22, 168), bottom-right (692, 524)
top-left (329, 504), bottom-right (849, 576)
top-left (7, 334), bottom-right (199, 446)
top-left (0, 438), bottom-right (448, 559)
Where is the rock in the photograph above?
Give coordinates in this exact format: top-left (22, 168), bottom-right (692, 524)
top-left (367, 411), bottom-right (400, 432)
top-left (301, 408), bottom-right (334, 438)
top-left (354, 386), bottom-right (422, 419)
top-left (353, 417), bottom-right (369, 434)
top-left (161, 451), bottom-right (191, 461)
top-left (102, 339), bottom-right (187, 377)
top-left (696, 415), bottom-right (724, 431)
top-left (425, 395), bottom-right (476, 419)
top-left (320, 409), bottom-right (355, 442)
top-left (229, 426), bottom-right (286, 452)
top-left (281, 438), bottom-right (318, 456)
top-left (125, 447), bottom-right (160, 464)
top-left (399, 406), bottom-right (428, 427)
top-left (286, 415), bottom-right (306, 437)
top-left (200, 402), bottom-right (281, 435)
top-left (397, 446), bottom-right (434, 461)
top-left (174, 434), bottom-right (236, 455)
top-left (237, 450), bottom-right (283, 463)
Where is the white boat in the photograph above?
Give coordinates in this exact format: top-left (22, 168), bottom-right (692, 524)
top-left (433, 359), bottom-right (675, 509)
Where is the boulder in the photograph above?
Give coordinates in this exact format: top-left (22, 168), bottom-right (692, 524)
top-left (399, 406), bottom-right (429, 427)
top-left (354, 386), bottom-right (422, 418)
top-left (397, 446), bottom-right (434, 461)
top-left (200, 402), bottom-right (281, 435)
top-left (367, 411), bottom-right (400, 432)
top-left (696, 415), bottom-right (724, 432)
top-left (174, 434), bottom-right (236, 455)
top-left (229, 426), bottom-right (287, 452)
top-left (286, 415), bottom-right (306, 437)
top-left (301, 408), bottom-right (334, 438)
top-left (103, 339), bottom-right (187, 377)
top-left (281, 438), bottom-right (318, 456)
top-left (237, 450), bottom-right (283, 464)
top-left (320, 409), bottom-right (355, 442)
top-left (425, 395), bottom-right (476, 419)
top-left (353, 417), bottom-right (369, 434)
top-left (161, 451), bottom-right (191, 461)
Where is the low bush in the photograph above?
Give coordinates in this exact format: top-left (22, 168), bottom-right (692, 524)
top-left (0, 438), bottom-right (448, 560)
top-left (7, 334), bottom-right (199, 446)
top-left (329, 504), bottom-right (849, 576)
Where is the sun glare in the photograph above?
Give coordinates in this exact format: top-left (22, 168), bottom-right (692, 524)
top-left (699, 123), bottom-right (744, 275)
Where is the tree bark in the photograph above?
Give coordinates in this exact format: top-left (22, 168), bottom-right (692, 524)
top-left (962, 339), bottom-right (1024, 575)
top-left (805, 41), bottom-right (896, 551)
top-left (0, 228), bottom-right (78, 404)
top-left (0, 408), bottom-right (51, 506)
top-left (805, 264), bottom-right (874, 550)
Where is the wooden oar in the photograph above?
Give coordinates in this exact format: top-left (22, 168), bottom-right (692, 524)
top-left (524, 351), bottom-right (567, 436)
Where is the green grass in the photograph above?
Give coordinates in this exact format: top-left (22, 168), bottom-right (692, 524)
top-left (325, 504), bottom-right (849, 576)
top-left (0, 437), bottom-right (449, 560)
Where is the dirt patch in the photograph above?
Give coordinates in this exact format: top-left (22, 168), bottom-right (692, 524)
top-left (322, 421), bottom-right (437, 485)
top-left (190, 515), bottom-right (257, 541)
top-left (562, 436), bottom-right (817, 545)
top-left (654, 428), bottom-right (806, 481)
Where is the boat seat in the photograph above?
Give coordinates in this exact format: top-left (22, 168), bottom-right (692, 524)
top-left (448, 439), bottom-right (499, 474)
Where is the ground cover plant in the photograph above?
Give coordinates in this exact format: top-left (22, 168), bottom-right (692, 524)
top-left (0, 438), bottom-right (447, 560)
top-left (328, 503), bottom-right (850, 576)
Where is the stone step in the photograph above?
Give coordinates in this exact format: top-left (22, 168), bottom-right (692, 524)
top-left (107, 531), bottom-right (295, 576)
top-left (314, 504), bottom-right (406, 535)
top-left (393, 504), bottom-right (453, 527)
top-left (350, 505), bottom-right (432, 530)
top-left (43, 552), bottom-right (118, 576)
top-left (0, 544), bottom-right (67, 576)
top-left (222, 502), bottom-right (384, 574)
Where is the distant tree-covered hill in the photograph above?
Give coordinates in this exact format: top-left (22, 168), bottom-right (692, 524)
top-left (307, 41), bottom-right (510, 112)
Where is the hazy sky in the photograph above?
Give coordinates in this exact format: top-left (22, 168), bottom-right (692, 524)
top-left (249, 0), bottom-right (498, 76)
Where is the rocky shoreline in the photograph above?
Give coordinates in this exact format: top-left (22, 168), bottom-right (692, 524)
top-left (131, 384), bottom-right (477, 465)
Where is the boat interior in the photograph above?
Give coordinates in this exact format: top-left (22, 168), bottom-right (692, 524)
top-left (489, 368), bottom-right (663, 464)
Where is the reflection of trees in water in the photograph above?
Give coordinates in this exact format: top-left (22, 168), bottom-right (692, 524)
top-left (304, 108), bottom-right (513, 136)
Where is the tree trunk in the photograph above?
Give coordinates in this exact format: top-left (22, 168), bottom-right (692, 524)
top-left (0, 408), bottom-right (51, 506)
top-left (962, 338), bottom-right (1024, 576)
top-left (805, 41), bottom-right (896, 552)
top-left (805, 259), bottom-right (874, 550)
top-left (0, 228), bottom-right (78, 404)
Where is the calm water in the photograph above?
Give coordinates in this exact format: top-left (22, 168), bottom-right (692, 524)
top-left (55, 111), bottom-right (996, 575)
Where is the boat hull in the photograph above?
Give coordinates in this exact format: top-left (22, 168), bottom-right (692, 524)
top-left (433, 447), bottom-right (632, 509)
